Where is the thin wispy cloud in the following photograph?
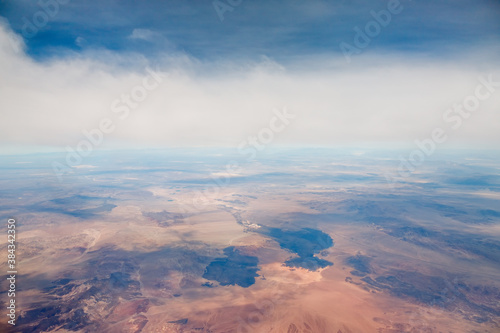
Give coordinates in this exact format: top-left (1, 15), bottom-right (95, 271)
top-left (129, 28), bottom-right (160, 42)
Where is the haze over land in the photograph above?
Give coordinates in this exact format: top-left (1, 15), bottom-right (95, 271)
top-left (1, 149), bottom-right (500, 332)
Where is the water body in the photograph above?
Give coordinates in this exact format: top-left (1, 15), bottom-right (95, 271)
top-left (258, 227), bottom-right (334, 270)
top-left (203, 247), bottom-right (259, 288)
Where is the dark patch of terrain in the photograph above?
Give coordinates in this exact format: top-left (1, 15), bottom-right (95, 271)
top-left (344, 254), bottom-right (372, 277)
top-left (142, 210), bottom-right (185, 226)
top-left (50, 195), bottom-right (112, 206)
top-left (65, 203), bottom-right (117, 218)
top-left (344, 264), bottom-right (500, 324)
top-left (326, 198), bottom-right (500, 262)
top-left (446, 174), bottom-right (500, 188)
top-left (258, 227), bottom-right (334, 270)
top-left (28, 195), bottom-right (117, 219)
top-left (19, 268), bottom-right (142, 332)
top-left (30, 203), bottom-right (117, 219)
top-left (344, 246), bottom-right (500, 322)
top-left (479, 209), bottom-right (500, 218)
top-left (383, 225), bottom-right (500, 263)
top-left (333, 196), bottom-right (500, 226)
top-left (17, 245), bottom-right (214, 332)
top-left (362, 271), bottom-right (500, 322)
top-left (203, 247), bottom-right (259, 287)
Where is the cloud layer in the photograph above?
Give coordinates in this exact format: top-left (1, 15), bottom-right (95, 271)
top-left (0, 22), bottom-right (499, 154)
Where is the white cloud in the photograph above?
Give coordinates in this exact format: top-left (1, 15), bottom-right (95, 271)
top-left (128, 28), bottom-right (159, 42)
top-left (1, 22), bottom-right (499, 154)
top-left (75, 36), bottom-right (87, 47)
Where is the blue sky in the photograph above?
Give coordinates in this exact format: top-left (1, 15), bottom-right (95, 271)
top-left (2, 0), bottom-right (499, 61)
top-left (0, 0), bottom-right (499, 154)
